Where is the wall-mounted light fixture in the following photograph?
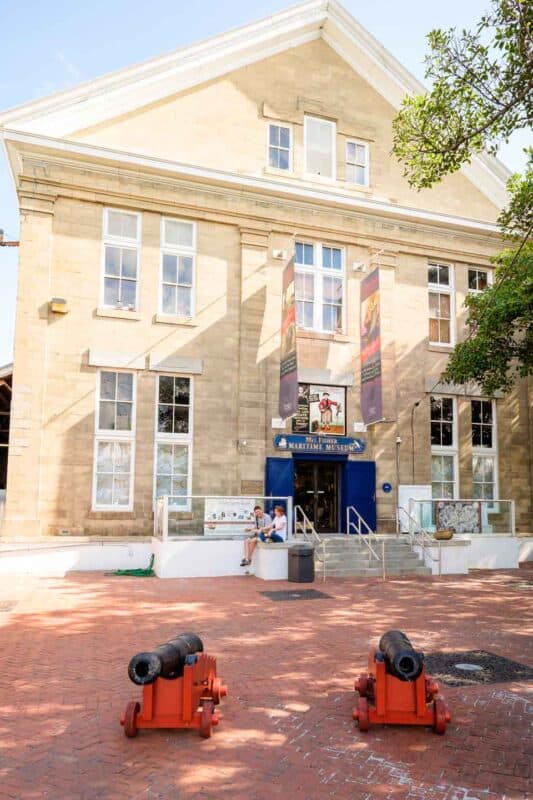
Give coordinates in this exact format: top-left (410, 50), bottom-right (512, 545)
top-left (236, 439), bottom-right (249, 452)
top-left (49, 297), bottom-right (69, 314)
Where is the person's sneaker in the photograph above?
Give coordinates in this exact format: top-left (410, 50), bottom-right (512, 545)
top-left (240, 558), bottom-right (247, 567)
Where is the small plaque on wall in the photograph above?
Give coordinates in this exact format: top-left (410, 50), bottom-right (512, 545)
top-left (241, 480), bottom-right (264, 496)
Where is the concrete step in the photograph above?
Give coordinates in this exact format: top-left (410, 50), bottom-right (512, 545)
top-left (316, 554), bottom-right (424, 566)
top-left (320, 565), bottom-right (432, 578)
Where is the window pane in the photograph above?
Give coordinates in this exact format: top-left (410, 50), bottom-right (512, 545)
top-left (473, 482), bottom-right (483, 499)
top-left (440, 320), bottom-right (450, 342)
top-left (322, 306), bottom-right (336, 331)
top-left (269, 125), bottom-right (279, 146)
top-left (159, 376), bottom-right (174, 403)
top-left (440, 294), bottom-right (451, 318)
top-left (99, 402), bottom-right (115, 431)
top-left (472, 426), bottom-right (482, 446)
top-left (305, 117), bottom-right (334, 177)
top-left (121, 280), bottom-right (136, 308)
top-left (441, 423), bottom-right (453, 446)
top-left (114, 442), bottom-right (131, 473)
top-left (442, 457), bottom-right (454, 481)
top-left (177, 289), bottom-right (192, 317)
top-left (439, 265), bottom-right (450, 285)
top-left (162, 285), bottom-right (177, 315)
top-left (96, 474), bottom-right (113, 505)
top-left (163, 253), bottom-right (177, 283)
top-left (107, 210), bottom-right (137, 239)
top-left (295, 242), bottom-right (303, 264)
top-left (157, 445), bottom-right (173, 474)
top-left (105, 246), bottom-right (121, 276)
top-left (477, 272), bottom-right (487, 290)
top-left (174, 406), bottom-right (189, 433)
top-left (429, 292), bottom-right (439, 314)
top-left (304, 244), bottom-right (314, 265)
top-left (468, 270), bottom-right (478, 290)
top-left (100, 372), bottom-right (116, 401)
top-left (471, 400), bottom-right (481, 423)
top-left (483, 457), bottom-right (494, 481)
top-left (158, 405), bottom-right (174, 433)
top-left (269, 148), bottom-right (280, 169)
top-left (278, 149), bottom-right (289, 170)
top-left (431, 422), bottom-right (441, 446)
top-left (164, 220), bottom-right (194, 248)
top-left (323, 247), bottom-right (332, 268)
top-left (279, 127), bottom-right (290, 149)
top-left (173, 446), bottom-right (188, 473)
top-left (117, 373), bottom-right (133, 402)
top-left (355, 144), bottom-right (366, 164)
top-left (156, 476), bottom-right (172, 497)
top-left (178, 256), bottom-right (193, 285)
top-left (113, 476), bottom-right (130, 506)
top-left (346, 164), bottom-right (356, 183)
top-left (121, 248), bottom-right (137, 279)
top-left (441, 483), bottom-right (454, 499)
top-left (428, 318), bottom-right (439, 342)
top-left (116, 402), bottom-right (132, 431)
top-left (97, 441), bottom-right (114, 472)
top-left (481, 402), bottom-right (492, 423)
top-left (442, 398), bottom-right (453, 420)
top-left (104, 278), bottom-right (120, 306)
top-left (430, 397), bottom-right (441, 420)
top-left (428, 264), bottom-right (439, 284)
top-left (323, 276), bottom-right (342, 303)
top-left (352, 165), bottom-right (364, 185)
top-left (174, 378), bottom-right (190, 404)
top-left (172, 477), bottom-right (187, 497)
top-left (481, 426), bottom-right (493, 447)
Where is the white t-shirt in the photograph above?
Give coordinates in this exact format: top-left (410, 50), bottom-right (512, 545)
top-left (272, 514), bottom-right (287, 540)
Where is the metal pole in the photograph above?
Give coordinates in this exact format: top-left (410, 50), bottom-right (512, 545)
top-left (287, 495), bottom-right (293, 542)
top-left (410, 401), bottom-right (420, 484)
top-left (395, 436), bottom-right (401, 535)
top-left (510, 500), bottom-right (516, 536)
top-left (382, 540), bottom-right (385, 581)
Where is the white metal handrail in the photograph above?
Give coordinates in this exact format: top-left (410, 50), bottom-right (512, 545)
top-left (346, 506), bottom-right (382, 564)
top-left (398, 505), bottom-right (442, 577)
top-left (294, 504), bottom-right (326, 582)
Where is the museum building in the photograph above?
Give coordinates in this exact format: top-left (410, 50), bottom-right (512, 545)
top-left (0, 0), bottom-right (531, 547)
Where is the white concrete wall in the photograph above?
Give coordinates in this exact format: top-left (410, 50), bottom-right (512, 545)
top-left (414, 540), bottom-right (470, 575)
top-left (0, 540), bottom-right (152, 577)
top-left (456, 535), bottom-right (520, 570)
top-left (518, 537), bottom-right (533, 563)
top-left (152, 537), bottom-right (290, 579)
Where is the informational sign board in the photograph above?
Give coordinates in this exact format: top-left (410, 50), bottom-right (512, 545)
top-left (274, 434), bottom-right (365, 454)
top-left (204, 498), bottom-right (255, 536)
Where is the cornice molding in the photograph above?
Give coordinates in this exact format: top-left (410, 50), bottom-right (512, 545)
top-left (3, 131), bottom-right (503, 240)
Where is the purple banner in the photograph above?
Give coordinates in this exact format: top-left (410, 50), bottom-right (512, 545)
top-left (279, 257), bottom-right (298, 418)
top-left (360, 269), bottom-right (383, 425)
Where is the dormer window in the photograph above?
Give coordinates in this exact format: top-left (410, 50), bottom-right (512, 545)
top-left (268, 124), bottom-right (291, 170)
top-left (304, 115), bottom-right (336, 179)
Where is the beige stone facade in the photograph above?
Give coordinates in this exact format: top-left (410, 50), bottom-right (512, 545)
top-left (1, 2), bottom-right (531, 538)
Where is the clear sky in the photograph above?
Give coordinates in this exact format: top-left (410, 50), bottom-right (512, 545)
top-left (0, 0), bottom-right (530, 367)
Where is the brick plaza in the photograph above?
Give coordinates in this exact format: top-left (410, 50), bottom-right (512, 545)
top-left (0, 570), bottom-right (531, 799)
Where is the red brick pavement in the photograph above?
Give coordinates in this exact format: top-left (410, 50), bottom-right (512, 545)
top-left (0, 570), bottom-right (531, 800)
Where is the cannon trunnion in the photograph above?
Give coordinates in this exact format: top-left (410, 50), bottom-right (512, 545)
top-left (353, 630), bottom-right (451, 734)
top-left (120, 633), bottom-right (227, 739)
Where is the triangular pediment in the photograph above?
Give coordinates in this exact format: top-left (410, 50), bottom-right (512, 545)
top-left (0, 0), bottom-right (510, 213)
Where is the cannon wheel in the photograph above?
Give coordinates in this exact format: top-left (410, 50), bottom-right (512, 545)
top-left (433, 697), bottom-right (447, 735)
top-left (200, 700), bottom-right (214, 738)
top-left (124, 701), bottom-right (140, 738)
top-left (355, 697), bottom-right (370, 732)
top-left (356, 675), bottom-right (369, 697)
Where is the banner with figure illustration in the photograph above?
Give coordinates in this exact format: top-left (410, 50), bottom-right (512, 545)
top-left (279, 257), bottom-right (298, 418)
top-left (360, 269), bottom-right (383, 424)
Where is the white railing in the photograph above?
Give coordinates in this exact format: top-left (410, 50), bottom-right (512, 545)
top-left (346, 506), bottom-right (384, 578)
top-left (398, 505), bottom-right (442, 577)
top-left (294, 504), bottom-right (326, 582)
top-left (406, 498), bottom-right (516, 536)
top-left (154, 495), bottom-right (293, 541)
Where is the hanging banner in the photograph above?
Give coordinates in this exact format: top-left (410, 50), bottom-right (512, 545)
top-left (279, 257), bottom-right (298, 418)
top-left (360, 269), bottom-right (383, 424)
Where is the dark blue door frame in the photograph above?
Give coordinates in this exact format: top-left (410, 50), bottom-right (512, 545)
top-left (265, 455), bottom-right (376, 533)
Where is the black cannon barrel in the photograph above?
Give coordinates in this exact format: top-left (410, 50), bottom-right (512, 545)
top-left (378, 630), bottom-right (424, 682)
top-left (128, 632), bottom-right (203, 685)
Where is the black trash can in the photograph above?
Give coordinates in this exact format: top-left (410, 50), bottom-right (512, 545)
top-left (288, 544), bottom-right (315, 583)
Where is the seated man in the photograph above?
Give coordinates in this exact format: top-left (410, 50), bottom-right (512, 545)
top-left (240, 505), bottom-right (272, 567)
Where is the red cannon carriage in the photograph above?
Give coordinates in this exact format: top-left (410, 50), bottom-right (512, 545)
top-left (353, 630), bottom-right (451, 734)
top-left (120, 632), bottom-right (227, 738)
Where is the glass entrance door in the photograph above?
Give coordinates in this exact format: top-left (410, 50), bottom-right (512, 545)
top-left (294, 460), bottom-right (339, 533)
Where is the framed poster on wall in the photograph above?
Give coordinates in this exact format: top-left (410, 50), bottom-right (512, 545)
top-left (292, 384), bottom-right (346, 435)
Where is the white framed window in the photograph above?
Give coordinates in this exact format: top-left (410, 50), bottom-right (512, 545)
top-left (304, 115), bottom-right (336, 179)
top-left (154, 375), bottom-right (193, 509)
top-left (471, 400), bottom-right (498, 502)
top-left (101, 208), bottom-right (141, 310)
top-left (468, 267), bottom-right (492, 293)
top-left (430, 395), bottom-right (458, 498)
top-left (268, 123), bottom-right (291, 171)
top-left (294, 241), bottom-right (345, 333)
top-left (345, 140), bottom-right (369, 186)
top-left (160, 218), bottom-right (196, 318)
top-left (92, 370), bottom-right (136, 510)
top-left (428, 262), bottom-right (454, 346)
